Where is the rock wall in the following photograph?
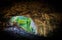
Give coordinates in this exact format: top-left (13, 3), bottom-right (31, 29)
top-left (0, 2), bottom-right (62, 37)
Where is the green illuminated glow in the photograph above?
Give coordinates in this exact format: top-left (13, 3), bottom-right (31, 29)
top-left (10, 16), bottom-right (37, 34)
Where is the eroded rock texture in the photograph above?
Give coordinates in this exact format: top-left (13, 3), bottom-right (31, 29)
top-left (0, 2), bottom-right (62, 37)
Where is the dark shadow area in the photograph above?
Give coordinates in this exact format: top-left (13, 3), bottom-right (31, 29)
top-left (0, 27), bottom-right (46, 40)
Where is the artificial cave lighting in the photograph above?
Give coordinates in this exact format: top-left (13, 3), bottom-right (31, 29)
top-left (9, 16), bottom-right (37, 35)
